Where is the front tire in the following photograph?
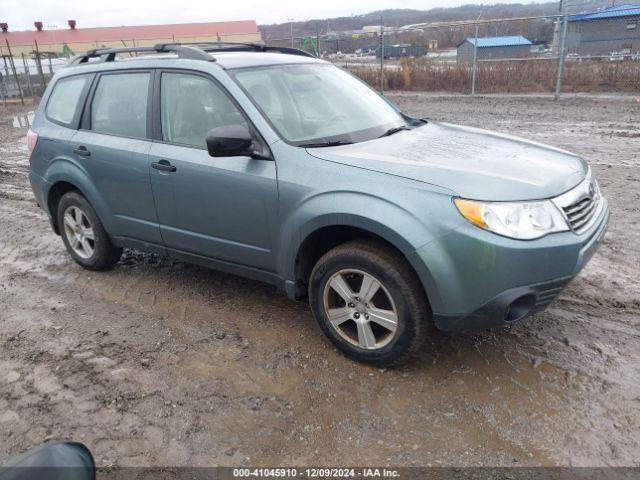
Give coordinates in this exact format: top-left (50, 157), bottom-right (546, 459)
top-left (57, 191), bottom-right (122, 271)
top-left (309, 240), bottom-right (429, 367)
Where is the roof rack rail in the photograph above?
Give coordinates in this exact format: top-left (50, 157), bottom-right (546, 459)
top-left (65, 44), bottom-right (212, 67)
top-left (159, 42), bottom-right (317, 58)
top-left (64, 41), bottom-right (316, 68)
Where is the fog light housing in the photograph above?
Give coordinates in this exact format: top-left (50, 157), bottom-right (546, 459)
top-left (504, 294), bottom-right (536, 322)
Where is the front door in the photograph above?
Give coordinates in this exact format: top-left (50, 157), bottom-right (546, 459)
top-left (149, 71), bottom-right (278, 270)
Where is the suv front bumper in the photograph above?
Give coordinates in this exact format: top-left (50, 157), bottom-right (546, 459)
top-left (414, 199), bottom-right (609, 332)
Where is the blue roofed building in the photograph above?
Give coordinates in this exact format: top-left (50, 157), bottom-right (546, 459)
top-left (456, 35), bottom-right (533, 64)
top-left (562, 3), bottom-right (640, 56)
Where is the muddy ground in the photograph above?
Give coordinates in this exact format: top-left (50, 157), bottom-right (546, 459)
top-left (0, 94), bottom-right (638, 468)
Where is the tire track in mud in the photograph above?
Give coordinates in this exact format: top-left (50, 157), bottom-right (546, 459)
top-left (2, 190), bottom-right (636, 466)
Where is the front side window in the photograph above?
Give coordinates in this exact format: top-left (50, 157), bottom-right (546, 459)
top-left (160, 72), bottom-right (247, 149)
top-left (231, 63), bottom-right (407, 145)
top-left (46, 75), bottom-right (89, 125)
top-left (90, 72), bottom-right (150, 139)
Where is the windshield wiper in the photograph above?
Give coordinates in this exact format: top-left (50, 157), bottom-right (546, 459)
top-left (298, 140), bottom-right (354, 148)
top-left (378, 125), bottom-right (411, 138)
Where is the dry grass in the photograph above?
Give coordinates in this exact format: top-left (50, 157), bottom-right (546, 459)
top-left (346, 57), bottom-right (640, 94)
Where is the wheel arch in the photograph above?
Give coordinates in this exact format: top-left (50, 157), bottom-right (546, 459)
top-left (47, 181), bottom-right (82, 234)
top-left (44, 159), bottom-right (114, 235)
top-left (286, 217), bottom-right (441, 312)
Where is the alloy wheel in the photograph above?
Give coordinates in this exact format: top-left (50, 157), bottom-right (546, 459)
top-left (322, 269), bottom-right (398, 349)
top-left (63, 206), bottom-right (95, 259)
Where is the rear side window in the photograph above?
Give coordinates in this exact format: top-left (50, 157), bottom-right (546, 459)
top-left (90, 73), bottom-right (150, 139)
top-left (46, 75), bottom-right (89, 126)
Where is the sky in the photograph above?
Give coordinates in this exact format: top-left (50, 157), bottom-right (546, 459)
top-left (1, 0), bottom-right (546, 30)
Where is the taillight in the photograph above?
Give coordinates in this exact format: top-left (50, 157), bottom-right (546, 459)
top-left (27, 129), bottom-right (38, 154)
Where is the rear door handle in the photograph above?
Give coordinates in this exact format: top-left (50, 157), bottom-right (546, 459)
top-left (73, 146), bottom-right (91, 156)
top-left (151, 160), bottom-right (177, 172)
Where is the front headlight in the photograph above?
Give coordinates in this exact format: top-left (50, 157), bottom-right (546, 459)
top-left (454, 198), bottom-right (569, 240)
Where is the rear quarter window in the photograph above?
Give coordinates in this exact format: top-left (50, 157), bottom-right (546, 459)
top-left (46, 75), bottom-right (89, 126)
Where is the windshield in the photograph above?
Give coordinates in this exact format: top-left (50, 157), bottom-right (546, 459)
top-left (231, 63), bottom-right (407, 145)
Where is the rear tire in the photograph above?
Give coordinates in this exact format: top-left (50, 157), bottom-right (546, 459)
top-left (309, 240), bottom-right (429, 367)
top-left (57, 191), bottom-right (121, 271)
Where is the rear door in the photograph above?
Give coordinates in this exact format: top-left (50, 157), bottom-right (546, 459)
top-left (32, 73), bottom-right (94, 187)
top-left (148, 70), bottom-right (278, 270)
top-left (73, 70), bottom-right (161, 244)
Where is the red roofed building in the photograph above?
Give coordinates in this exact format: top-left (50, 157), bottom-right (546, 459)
top-left (0, 20), bottom-right (261, 56)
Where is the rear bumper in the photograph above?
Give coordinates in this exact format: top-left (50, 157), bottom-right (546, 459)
top-left (429, 202), bottom-right (609, 332)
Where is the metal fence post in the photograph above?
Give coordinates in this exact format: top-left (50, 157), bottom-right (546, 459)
top-left (379, 17), bottom-right (384, 95)
top-left (5, 40), bottom-right (24, 105)
top-left (21, 53), bottom-right (34, 99)
top-left (0, 74), bottom-right (7, 109)
top-left (471, 18), bottom-right (480, 96)
top-left (554, 13), bottom-right (569, 100)
top-left (34, 40), bottom-right (46, 91)
top-left (289, 18), bottom-right (294, 48)
top-left (2, 55), bottom-right (9, 79)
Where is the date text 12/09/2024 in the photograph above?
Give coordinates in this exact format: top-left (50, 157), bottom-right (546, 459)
top-left (233, 468), bottom-right (401, 478)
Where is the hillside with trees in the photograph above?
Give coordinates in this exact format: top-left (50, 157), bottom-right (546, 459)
top-left (260, 1), bottom-right (615, 51)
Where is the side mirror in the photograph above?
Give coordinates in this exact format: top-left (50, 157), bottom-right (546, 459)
top-left (206, 125), bottom-right (255, 158)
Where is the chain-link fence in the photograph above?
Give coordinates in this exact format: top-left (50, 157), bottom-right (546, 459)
top-left (0, 46), bottom-right (65, 106)
top-left (265, 7), bottom-right (640, 97)
top-left (2, 8), bottom-right (639, 106)
top-left (0, 32), bottom-right (256, 106)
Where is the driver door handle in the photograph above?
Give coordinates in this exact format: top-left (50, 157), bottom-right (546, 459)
top-left (151, 160), bottom-right (177, 172)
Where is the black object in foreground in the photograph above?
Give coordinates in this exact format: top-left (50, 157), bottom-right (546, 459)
top-left (0, 442), bottom-right (95, 480)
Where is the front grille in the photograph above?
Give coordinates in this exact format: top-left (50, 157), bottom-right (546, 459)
top-left (552, 173), bottom-right (603, 235)
top-left (561, 188), bottom-right (601, 234)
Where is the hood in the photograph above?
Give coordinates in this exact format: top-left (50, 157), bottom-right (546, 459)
top-left (307, 121), bottom-right (588, 201)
